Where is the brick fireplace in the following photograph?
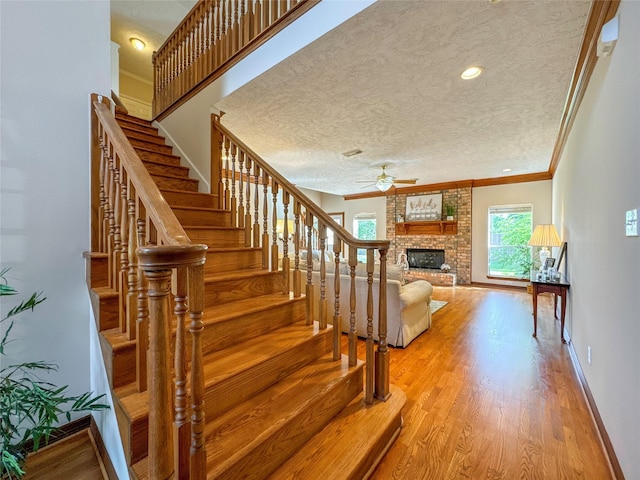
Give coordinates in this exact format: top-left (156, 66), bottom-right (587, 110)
top-left (387, 186), bottom-right (471, 285)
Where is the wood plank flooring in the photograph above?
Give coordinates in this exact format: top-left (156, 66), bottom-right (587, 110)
top-left (23, 285), bottom-right (613, 479)
top-left (364, 285), bottom-right (613, 480)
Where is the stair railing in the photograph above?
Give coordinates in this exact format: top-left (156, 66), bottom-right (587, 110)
top-left (211, 114), bottom-right (392, 403)
top-left (153, 0), bottom-right (321, 121)
top-left (91, 94), bottom-right (207, 480)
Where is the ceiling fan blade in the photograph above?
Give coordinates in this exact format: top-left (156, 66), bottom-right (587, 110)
top-left (394, 179), bottom-right (417, 184)
top-left (359, 183), bottom-right (376, 189)
top-left (356, 180), bottom-right (377, 183)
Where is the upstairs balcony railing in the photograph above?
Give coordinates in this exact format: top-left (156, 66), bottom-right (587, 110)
top-left (153, 0), bottom-right (320, 119)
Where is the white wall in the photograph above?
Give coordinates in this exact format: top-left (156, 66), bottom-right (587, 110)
top-left (0, 2), bottom-right (128, 477)
top-left (321, 193), bottom-right (387, 240)
top-left (471, 181), bottom-right (552, 285)
top-left (552, 1), bottom-right (639, 477)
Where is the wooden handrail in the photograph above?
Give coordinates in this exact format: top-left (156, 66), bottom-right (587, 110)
top-left (214, 118), bottom-right (389, 252)
top-left (91, 94), bottom-right (207, 480)
top-left (152, 0), bottom-right (321, 120)
top-left (212, 114), bottom-right (391, 402)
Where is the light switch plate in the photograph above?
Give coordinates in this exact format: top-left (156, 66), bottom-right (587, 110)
top-left (626, 209), bottom-right (638, 236)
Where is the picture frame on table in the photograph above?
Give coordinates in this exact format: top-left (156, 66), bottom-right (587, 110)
top-left (544, 257), bottom-right (556, 270)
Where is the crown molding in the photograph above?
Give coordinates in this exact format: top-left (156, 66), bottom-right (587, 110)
top-left (343, 172), bottom-right (551, 201)
top-left (548, 0), bottom-right (621, 175)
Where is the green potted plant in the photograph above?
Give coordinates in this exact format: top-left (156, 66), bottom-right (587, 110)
top-left (0, 268), bottom-right (109, 479)
top-left (444, 204), bottom-right (456, 221)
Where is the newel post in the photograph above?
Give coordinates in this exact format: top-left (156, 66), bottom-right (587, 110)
top-left (375, 248), bottom-right (391, 400)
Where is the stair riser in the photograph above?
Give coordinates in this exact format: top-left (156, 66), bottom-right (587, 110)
top-left (152, 175), bottom-right (199, 192)
top-left (162, 190), bottom-right (218, 209)
top-left (129, 138), bottom-right (173, 155)
top-left (202, 299), bottom-right (306, 355)
top-left (213, 366), bottom-right (364, 480)
top-left (143, 161), bottom-right (190, 178)
top-left (117, 121), bottom-right (159, 137)
top-left (204, 272), bottom-right (284, 308)
top-left (135, 149), bottom-right (181, 166)
top-left (184, 228), bottom-right (245, 248)
top-left (115, 113), bottom-right (152, 129)
top-left (90, 289), bottom-right (119, 331)
top-left (99, 335), bottom-right (136, 389)
top-left (127, 327), bottom-right (333, 463)
top-left (85, 254), bottom-right (108, 288)
top-left (121, 128), bottom-right (166, 146)
top-left (204, 249), bottom-right (262, 274)
top-left (172, 207), bottom-right (231, 227)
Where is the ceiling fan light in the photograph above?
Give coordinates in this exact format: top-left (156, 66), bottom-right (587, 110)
top-left (376, 177), bottom-right (394, 192)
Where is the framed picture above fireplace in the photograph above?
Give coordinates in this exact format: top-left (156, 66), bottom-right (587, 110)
top-left (405, 193), bottom-right (442, 221)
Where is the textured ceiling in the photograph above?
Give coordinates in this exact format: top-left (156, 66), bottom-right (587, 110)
top-left (112, 0), bottom-right (591, 196)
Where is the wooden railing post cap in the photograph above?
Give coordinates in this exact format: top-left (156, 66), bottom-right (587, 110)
top-left (137, 244), bottom-right (208, 270)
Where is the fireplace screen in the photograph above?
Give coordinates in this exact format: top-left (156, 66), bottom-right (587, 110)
top-left (406, 248), bottom-right (445, 269)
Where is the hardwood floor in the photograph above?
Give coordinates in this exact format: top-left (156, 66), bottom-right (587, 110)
top-left (364, 285), bottom-right (613, 480)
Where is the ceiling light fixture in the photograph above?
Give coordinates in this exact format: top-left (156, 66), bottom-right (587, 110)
top-left (130, 37), bottom-right (146, 51)
top-left (502, 168), bottom-right (512, 172)
top-left (461, 66), bottom-right (484, 80)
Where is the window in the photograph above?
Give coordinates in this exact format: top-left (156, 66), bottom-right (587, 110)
top-left (353, 213), bottom-right (376, 263)
top-left (488, 205), bottom-right (533, 279)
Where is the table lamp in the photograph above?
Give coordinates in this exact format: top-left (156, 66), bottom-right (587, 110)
top-left (528, 224), bottom-right (562, 269)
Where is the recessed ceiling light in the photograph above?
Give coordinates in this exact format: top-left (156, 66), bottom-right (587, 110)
top-left (488, 0), bottom-right (502, 3)
top-left (130, 37), bottom-right (146, 51)
top-left (502, 168), bottom-right (512, 172)
top-left (461, 66), bottom-right (484, 80)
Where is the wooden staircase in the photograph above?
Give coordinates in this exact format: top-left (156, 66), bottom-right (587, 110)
top-left (86, 110), bottom-right (405, 479)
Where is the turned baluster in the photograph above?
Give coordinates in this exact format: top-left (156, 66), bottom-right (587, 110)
top-left (348, 246), bottom-right (358, 367)
top-left (253, 163), bottom-right (260, 248)
top-left (223, 137), bottom-right (231, 210)
top-left (262, 172), bottom-right (270, 269)
top-left (254, 0), bottom-right (263, 36)
top-left (293, 199), bottom-right (301, 297)
top-left (230, 143), bottom-right (237, 226)
top-left (333, 242), bottom-right (342, 360)
top-left (271, 181), bottom-right (279, 271)
top-left (97, 131), bottom-right (107, 253)
top-left (189, 264), bottom-right (206, 478)
top-left (237, 150), bottom-right (245, 229)
top-left (282, 190), bottom-right (290, 293)
top-left (112, 164), bottom-right (122, 295)
top-left (221, 0), bottom-right (228, 61)
top-left (126, 196), bottom-right (138, 341)
top-left (118, 173), bottom-right (130, 335)
top-left (365, 248), bottom-right (375, 404)
top-left (105, 147), bottom-right (116, 290)
top-left (136, 219), bottom-right (149, 393)
top-left (244, 156), bottom-right (252, 246)
top-left (305, 210), bottom-right (314, 325)
top-left (173, 268), bottom-right (189, 479)
top-left (376, 248), bottom-right (390, 400)
top-left (232, 0), bottom-right (240, 52)
top-left (318, 223), bottom-right (327, 330)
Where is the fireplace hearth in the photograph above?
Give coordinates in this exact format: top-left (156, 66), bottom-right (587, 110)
top-left (406, 248), bottom-right (445, 270)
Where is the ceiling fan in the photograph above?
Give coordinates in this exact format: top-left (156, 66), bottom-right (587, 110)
top-left (358, 165), bottom-right (417, 192)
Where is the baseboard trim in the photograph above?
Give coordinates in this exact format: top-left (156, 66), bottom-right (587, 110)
top-left (568, 342), bottom-right (625, 479)
top-left (90, 417), bottom-right (119, 480)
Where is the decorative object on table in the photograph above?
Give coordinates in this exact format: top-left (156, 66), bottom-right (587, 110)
top-left (443, 203), bottom-right (456, 221)
top-left (0, 268), bottom-right (109, 479)
top-left (406, 193), bottom-right (442, 221)
top-left (544, 257), bottom-right (556, 270)
top-left (440, 263), bottom-right (451, 273)
top-left (528, 224), bottom-right (562, 270)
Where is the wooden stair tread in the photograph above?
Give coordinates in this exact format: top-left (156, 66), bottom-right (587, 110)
top-left (204, 291), bottom-right (298, 322)
top-left (161, 188), bottom-right (216, 198)
top-left (150, 171), bottom-right (193, 181)
top-left (204, 354), bottom-right (363, 476)
top-left (204, 268), bottom-right (281, 283)
top-left (171, 205), bottom-right (228, 213)
top-left (270, 384), bottom-right (406, 480)
top-left (133, 146), bottom-right (181, 162)
top-left (116, 321), bottom-right (330, 419)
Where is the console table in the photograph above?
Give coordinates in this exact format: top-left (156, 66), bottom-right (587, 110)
top-left (530, 273), bottom-right (570, 343)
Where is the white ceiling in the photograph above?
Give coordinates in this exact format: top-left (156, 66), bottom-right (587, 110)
top-left (112, 0), bottom-right (592, 196)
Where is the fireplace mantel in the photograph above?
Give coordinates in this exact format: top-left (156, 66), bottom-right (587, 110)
top-left (395, 220), bottom-right (457, 236)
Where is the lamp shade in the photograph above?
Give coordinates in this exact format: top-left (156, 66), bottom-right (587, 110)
top-left (528, 224), bottom-right (562, 247)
